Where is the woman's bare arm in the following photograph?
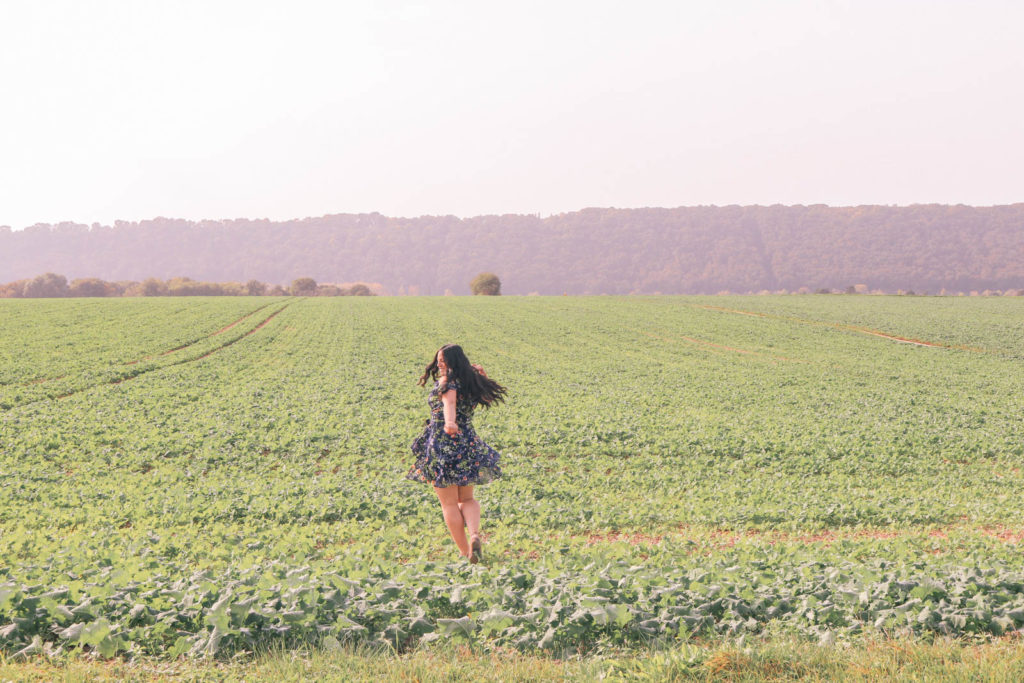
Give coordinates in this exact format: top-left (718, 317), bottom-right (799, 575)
top-left (441, 387), bottom-right (460, 436)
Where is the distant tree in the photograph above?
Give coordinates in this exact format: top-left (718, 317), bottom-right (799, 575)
top-left (0, 278), bottom-right (28, 298)
top-left (22, 273), bottom-right (68, 298)
top-left (348, 283), bottom-right (373, 296)
top-left (246, 279), bottom-right (266, 296)
top-left (470, 272), bottom-right (501, 296)
top-left (136, 278), bottom-right (168, 296)
top-left (317, 284), bottom-right (344, 296)
top-left (290, 277), bottom-right (317, 296)
top-left (69, 278), bottom-right (116, 297)
top-left (166, 277), bottom-right (198, 296)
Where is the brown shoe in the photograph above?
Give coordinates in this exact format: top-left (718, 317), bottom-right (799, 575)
top-left (470, 536), bottom-right (483, 564)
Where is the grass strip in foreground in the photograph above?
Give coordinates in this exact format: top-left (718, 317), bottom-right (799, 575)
top-left (4, 638), bottom-right (1024, 681)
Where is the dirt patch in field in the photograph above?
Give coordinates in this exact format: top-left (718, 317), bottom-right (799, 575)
top-left (691, 303), bottom-right (991, 353)
top-left (586, 531), bottom-right (666, 546)
top-left (580, 523), bottom-right (1023, 550)
top-left (838, 325), bottom-right (944, 348)
top-left (691, 527), bottom-right (906, 551)
top-left (23, 373), bottom-right (67, 385)
top-left (981, 526), bottom-right (1024, 543)
top-left (697, 305), bottom-right (769, 319)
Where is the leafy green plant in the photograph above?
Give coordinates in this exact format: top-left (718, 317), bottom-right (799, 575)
top-left (1, 295), bottom-right (1022, 658)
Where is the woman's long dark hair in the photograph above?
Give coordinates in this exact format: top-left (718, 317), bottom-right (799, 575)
top-left (418, 344), bottom-right (507, 408)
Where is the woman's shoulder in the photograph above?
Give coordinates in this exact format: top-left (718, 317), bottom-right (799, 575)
top-left (437, 377), bottom-right (460, 393)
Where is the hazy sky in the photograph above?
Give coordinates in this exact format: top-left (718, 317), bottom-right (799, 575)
top-left (1, 0), bottom-right (1022, 229)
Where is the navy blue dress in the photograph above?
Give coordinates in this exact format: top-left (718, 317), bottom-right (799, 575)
top-left (407, 379), bottom-right (502, 487)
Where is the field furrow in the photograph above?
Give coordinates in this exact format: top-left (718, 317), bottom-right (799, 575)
top-left (0, 300), bottom-right (291, 410)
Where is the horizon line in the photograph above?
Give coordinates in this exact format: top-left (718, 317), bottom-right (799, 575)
top-left (5, 201), bottom-right (1024, 232)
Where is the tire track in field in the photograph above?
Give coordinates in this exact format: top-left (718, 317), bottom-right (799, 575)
top-left (56, 301), bottom-right (294, 398)
top-left (125, 301), bottom-right (276, 365)
top-left (4, 303), bottom-right (276, 393)
top-left (12, 373), bottom-right (69, 387)
top-left (192, 302), bottom-right (291, 361)
top-left (12, 302), bottom-right (277, 389)
top-left (640, 330), bottom-right (809, 364)
top-left (841, 326), bottom-right (942, 347)
top-left (2, 301), bottom-right (295, 410)
top-left (691, 304), bottom-right (989, 352)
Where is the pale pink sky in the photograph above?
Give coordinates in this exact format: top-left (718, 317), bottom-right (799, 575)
top-left (1, 0), bottom-right (1022, 230)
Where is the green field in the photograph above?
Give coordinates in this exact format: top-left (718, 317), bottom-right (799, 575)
top-left (1, 296), bottom-right (1023, 673)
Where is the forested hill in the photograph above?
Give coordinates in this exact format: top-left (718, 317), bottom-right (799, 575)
top-left (2, 204), bottom-right (1023, 295)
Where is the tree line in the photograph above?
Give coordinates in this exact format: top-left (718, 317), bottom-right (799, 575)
top-left (2, 204), bottom-right (1022, 294)
top-left (0, 274), bottom-right (375, 298)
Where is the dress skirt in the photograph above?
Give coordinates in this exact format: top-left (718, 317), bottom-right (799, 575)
top-left (406, 379), bottom-right (502, 487)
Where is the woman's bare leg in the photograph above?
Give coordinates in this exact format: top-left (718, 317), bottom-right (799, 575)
top-left (434, 486), bottom-right (470, 557)
top-left (457, 485), bottom-right (481, 540)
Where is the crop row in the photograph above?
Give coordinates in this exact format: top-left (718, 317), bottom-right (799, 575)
top-left (2, 552), bottom-right (1024, 658)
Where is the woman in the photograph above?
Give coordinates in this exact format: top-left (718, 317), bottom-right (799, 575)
top-left (407, 344), bottom-right (507, 563)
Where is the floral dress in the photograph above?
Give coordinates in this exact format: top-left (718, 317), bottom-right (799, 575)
top-left (407, 379), bottom-right (502, 487)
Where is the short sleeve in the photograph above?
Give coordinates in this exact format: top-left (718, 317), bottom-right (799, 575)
top-left (439, 378), bottom-right (460, 395)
